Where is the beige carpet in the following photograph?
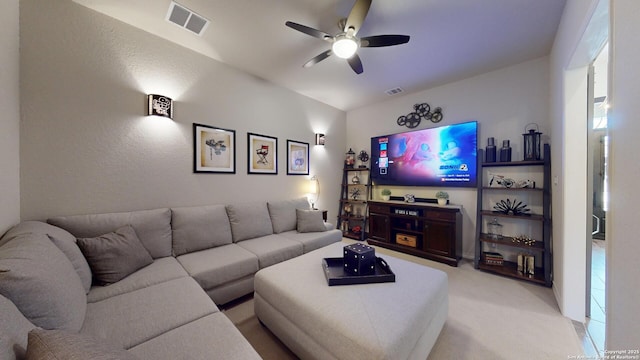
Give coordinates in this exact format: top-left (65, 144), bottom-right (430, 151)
top-left (222, 240), bottom-right (584, 360)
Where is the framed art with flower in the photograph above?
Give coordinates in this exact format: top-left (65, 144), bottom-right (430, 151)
top-left (287, 140), bottom-right (309, 175)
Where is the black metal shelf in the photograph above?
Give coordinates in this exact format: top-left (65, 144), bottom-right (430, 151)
top-left (337, 167), bottom-right (371, 241)
top-left (474, 144), bottom-right (552, 287)
top-left (478, 233), bottom-right (545, 252)
top-left (482, 160), bottom-right (544, 168)
top-left (480, 210), bottom-right (544, 221)
top-left (481, 187), bottom-right (543, 192)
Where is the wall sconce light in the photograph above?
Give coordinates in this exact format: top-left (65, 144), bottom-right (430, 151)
top-left (315, 133), bottom-right (325, 146)
top-left (147, 94), bottom-right (173, 119)
top-left (308, 175), bottom-right (320, 209)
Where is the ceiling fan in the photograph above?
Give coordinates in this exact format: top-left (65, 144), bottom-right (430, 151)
top-left (285, 0), bottom-right (410, 74)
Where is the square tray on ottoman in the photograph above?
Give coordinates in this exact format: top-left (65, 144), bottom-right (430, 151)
top-left (322, 257), bottom-right (395, 286)
top-left (254, 242), bottom-right (448, 360)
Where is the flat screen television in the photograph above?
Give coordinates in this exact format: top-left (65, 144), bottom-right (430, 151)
top-left (370, 121), bottom-right (477, 187)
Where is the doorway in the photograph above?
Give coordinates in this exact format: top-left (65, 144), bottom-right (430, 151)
top-left (586, 42), bottom-right (608, 356)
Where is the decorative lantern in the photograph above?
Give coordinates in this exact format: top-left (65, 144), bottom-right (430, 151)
top-left (345, 148), bottom-right (356, 168)
top-left (523, 123), bottom-right (542, 161)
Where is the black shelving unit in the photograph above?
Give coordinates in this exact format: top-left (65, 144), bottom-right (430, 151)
top-left (474, 144), bottom-right (552, 286)
top-left (337, 167), bottom-right (371, 240)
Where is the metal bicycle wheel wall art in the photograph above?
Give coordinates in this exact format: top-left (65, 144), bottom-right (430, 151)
top-left (397, 102), bottom-right (444, 129)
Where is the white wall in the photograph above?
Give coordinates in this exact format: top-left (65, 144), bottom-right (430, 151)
top-left (549, 0), bottom-right (607, 322)
top-left (550, 0), bottom-right (640, 345)
top-left (19, 0), bottom-right (345, 221)
top-left (607, 0), bottom-right (640, 349)
top-left (347, 57), bottom-right (550, 259)
top-left (0, 0), bottom-right (20, 235)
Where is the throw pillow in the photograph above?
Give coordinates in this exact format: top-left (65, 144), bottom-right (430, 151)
top-left (25, 328), bottom-right (139, 360)
top-left (296, 209), bottom-right (327, 233)
top-left (77, 225), bottom-right (153, 286)
top-left (0, 233), bottom-right (87, 331)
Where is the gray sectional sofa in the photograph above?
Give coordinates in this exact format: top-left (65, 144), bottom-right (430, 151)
top-left (0, 198), bottom-right (342, 359)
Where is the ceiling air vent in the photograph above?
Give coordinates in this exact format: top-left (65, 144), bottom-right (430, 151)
top-left (166, 1), bottom-right (210, 36)
top-left (384, 87), bottom-right (404, 96)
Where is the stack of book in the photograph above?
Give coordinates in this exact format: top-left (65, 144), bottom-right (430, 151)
top-left (483, 252), bottom-right (504, 266)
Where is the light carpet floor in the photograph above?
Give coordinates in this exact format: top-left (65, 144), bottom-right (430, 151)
top-left (222, 240), bottom-right (584, 360)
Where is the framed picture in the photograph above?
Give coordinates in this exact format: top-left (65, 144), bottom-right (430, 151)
top-left (287, 140), bottom-right (309, 175)
top-left (248, 132), bottom-right (278, 174)
top-left (193, 123), bottom-right (235, 173)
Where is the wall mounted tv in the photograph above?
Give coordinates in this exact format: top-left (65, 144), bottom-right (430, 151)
top-left (370, 121), bottom-right (477, 188)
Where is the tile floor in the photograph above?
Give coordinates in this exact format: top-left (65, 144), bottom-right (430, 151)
top-left (577, 239), bottom-right (606, 357)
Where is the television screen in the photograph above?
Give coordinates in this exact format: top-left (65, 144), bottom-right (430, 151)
top-left (370, 121), bottom-right (477, 187)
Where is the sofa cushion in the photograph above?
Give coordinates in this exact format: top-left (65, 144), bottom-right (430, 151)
top-left (77, 226), bottom-right (154, 286)
top-left (171, 205), bottom-right (233, 256)
top-left (279, 228), bottom-right (343, 253)
top-left (0, 221), bottom-right (92, 293)
top-left (25, 328), bottom-right (138, 360)
top-left (236, 234), bottom-right (303, 268)
top-left (81, 277), bottom-right (217, 350)
top-left (0, 233), bottom-right (86, 331)
top-left (268, 197), bottom-right (310, 233)
top-left (128, 313), bottom-right (261, 360)
top-left (226, 202), bottom-right (274, 242)
top-left (87, 257), bottom-right (188, 303)
top-left (0, 294), bottom-right (36, 360)
top-left (48, 208), bottom-right (172, 259)
top-left (296, 209), bottom-right (327, 233)
top-left (176, 244), bottom-right (259, 291)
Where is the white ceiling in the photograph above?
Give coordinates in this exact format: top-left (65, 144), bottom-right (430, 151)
top-left (74, 0), bottom-right (567, 111)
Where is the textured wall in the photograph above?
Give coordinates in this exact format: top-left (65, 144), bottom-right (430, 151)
top-left (19, 0), bottom-right (345, 221)
top-left (347, 57), bottom-right (550, 259)
top-left (0, 0), bottom-right (20, 235)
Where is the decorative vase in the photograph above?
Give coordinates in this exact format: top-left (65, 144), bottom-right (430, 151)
top-left (499, 140), bottom-right (512, 162)
top-left (437, 198), bottom-right (447, 206)
top-left (486, 137), bottom-right (497, 163)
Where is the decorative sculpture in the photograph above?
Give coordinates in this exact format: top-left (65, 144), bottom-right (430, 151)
top-left (396, 102), bottom-right (444, 129)
top-left (493, 199), bottom-right (530, 216)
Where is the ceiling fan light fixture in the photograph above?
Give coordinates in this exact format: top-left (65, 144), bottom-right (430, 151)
top-left (332, 35), bottom-right (359, 59)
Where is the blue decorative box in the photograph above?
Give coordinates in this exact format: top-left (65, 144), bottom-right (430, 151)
top-left (343, 243), bottom-right (375, 275)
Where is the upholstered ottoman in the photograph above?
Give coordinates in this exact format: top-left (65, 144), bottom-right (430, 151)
top-left (254, 242), bottom-right (448, 360)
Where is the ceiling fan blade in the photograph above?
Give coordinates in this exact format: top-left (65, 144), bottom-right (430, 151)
top-left (360, 35), bottom-right (410, 47)
top-left (344, 0), bottom-right (372, 35)
top-left (347, 54), bottom-right (364, 74)
top-left (303, 50), bottom-right (333, 68)
top-left (285, 21), bottom-right (332, 40)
